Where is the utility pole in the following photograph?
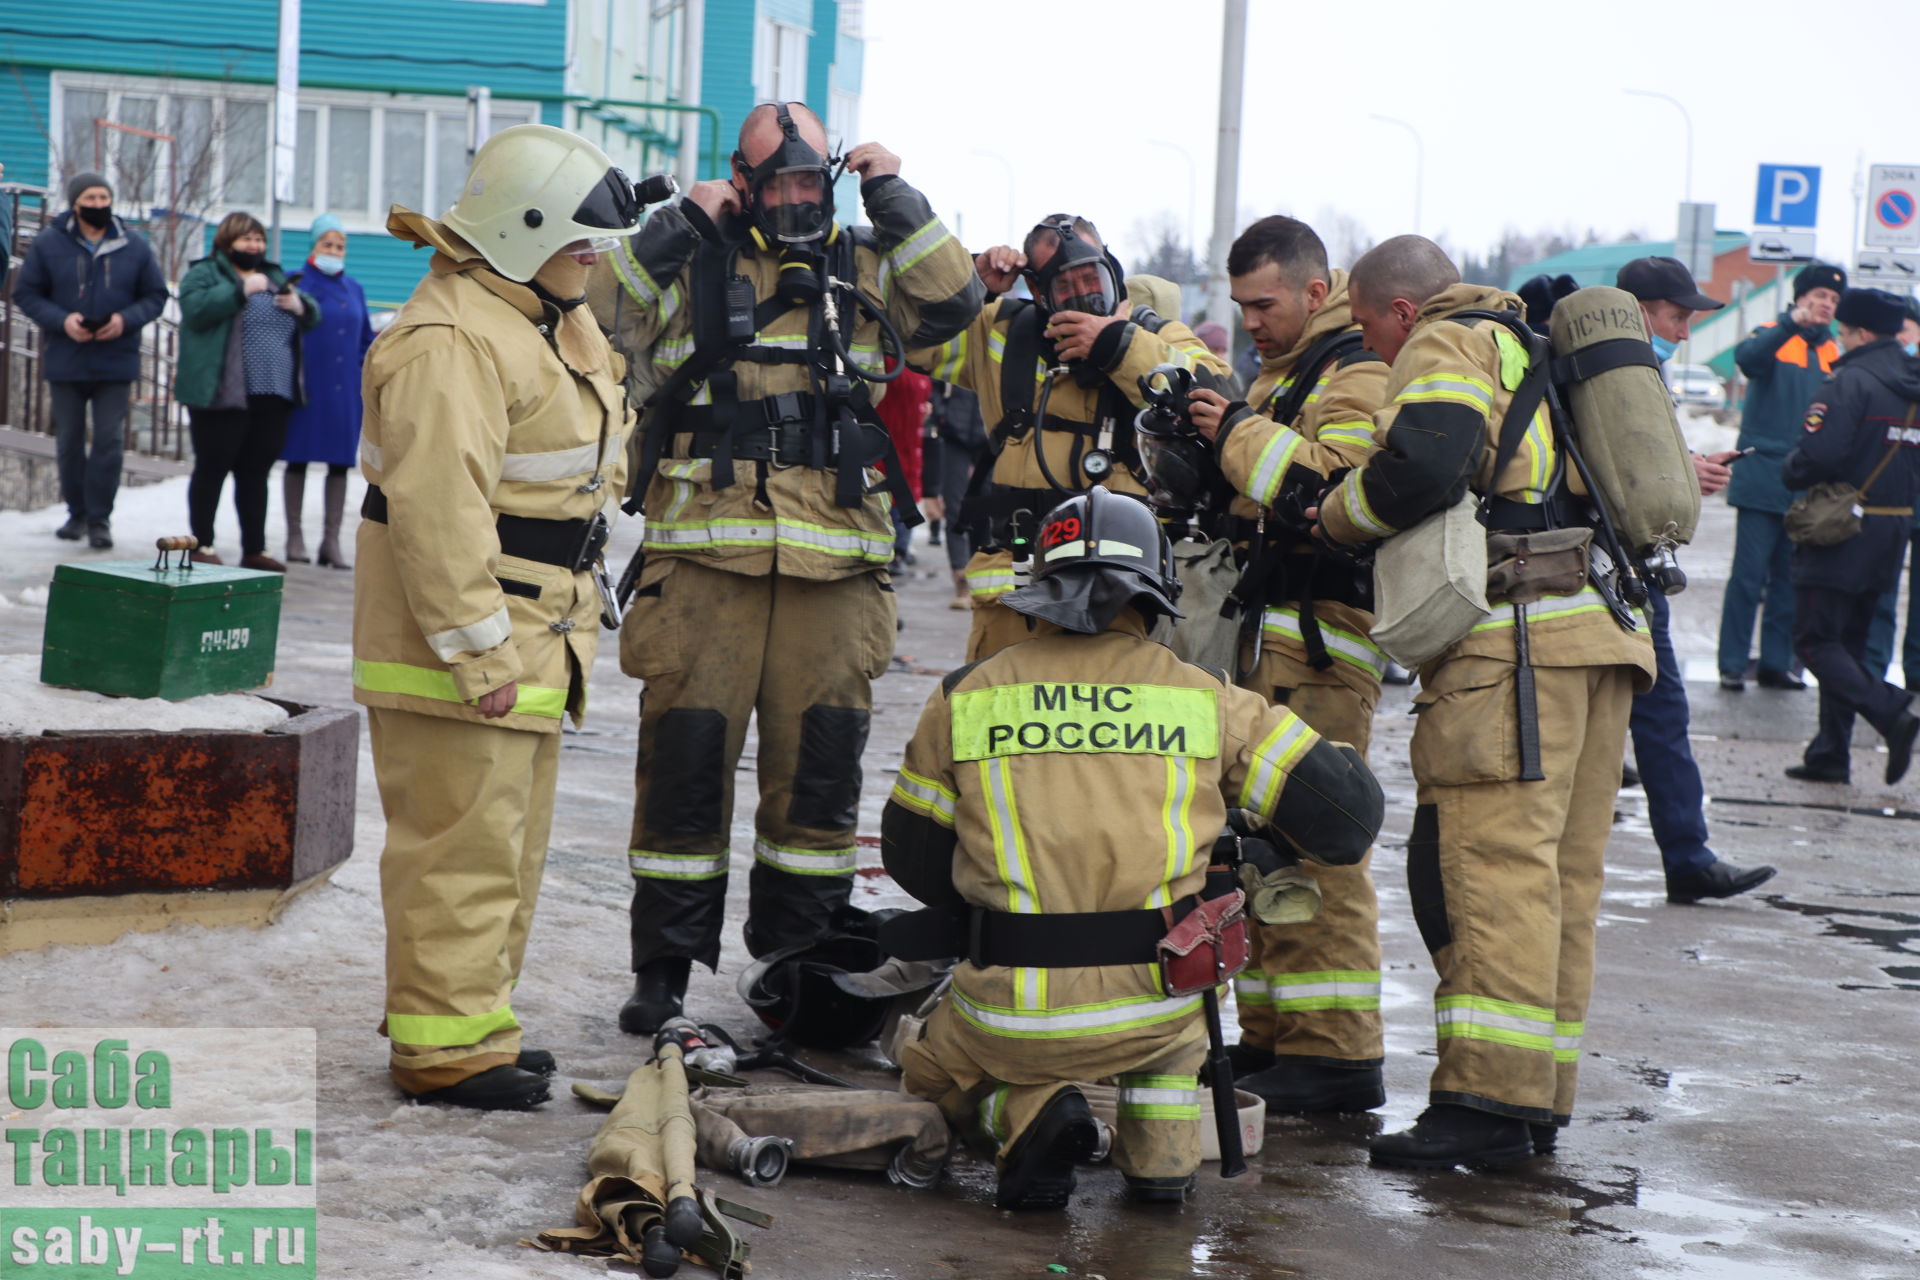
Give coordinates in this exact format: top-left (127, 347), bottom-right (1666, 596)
top-left (268, 0), bottom-right (300, 262)
top-left (1205, 0), bottom-right (1247, 328)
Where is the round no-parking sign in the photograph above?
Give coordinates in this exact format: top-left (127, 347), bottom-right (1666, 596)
top-left (1877, 188), bottom-right (1916, 230)
top-left (1866, 164), bottom-right (1920, 248)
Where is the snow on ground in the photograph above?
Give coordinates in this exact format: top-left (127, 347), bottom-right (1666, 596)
top-left (1, 652), bottom-right (290, 734)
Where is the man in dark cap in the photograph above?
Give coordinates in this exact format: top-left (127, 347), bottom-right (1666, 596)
top-left (1614, 257), bottom-right (1776, 902)
top-left (1781, 287), bottom-right (1920, 786)
top-left (10, 171), bottom-right (169, 548)
top-left (1716, 262), bottom-right (1846, 691)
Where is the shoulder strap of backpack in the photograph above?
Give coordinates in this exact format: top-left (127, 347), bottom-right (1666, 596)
top-left (1447, 309), bottom-right (1557, 523)
top-left (993, 299), bottom-right (1042, 448)
top-left (1264, 329), bottom-right (1364, 426)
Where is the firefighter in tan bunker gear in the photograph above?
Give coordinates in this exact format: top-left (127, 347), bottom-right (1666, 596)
top-left (354, 125), bottom-right (641, 1109)
top-left (1313, 236), bottom-right (1655, 1168)
top-left (1184, 216), bottom-right (1392, 1114)
top-left (909, 215), bottom-right (1231, 661)
top-left (595, 102), bottom-right (983, 1035)
top-left (882, 488), bottom-right (1385, 1210)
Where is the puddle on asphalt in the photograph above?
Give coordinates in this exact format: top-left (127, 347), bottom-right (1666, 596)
top-left (1763, 895), bottom-right (1920, 991)
top-left (1714, 795), bottom-right (1920, 822)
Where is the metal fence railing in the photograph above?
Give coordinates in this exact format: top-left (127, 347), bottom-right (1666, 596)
top-left (2, 184), bottom-right (188, 461)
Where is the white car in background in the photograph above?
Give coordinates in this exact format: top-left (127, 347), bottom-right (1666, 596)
top-left (1669, 363), bottom-right (1726, 412)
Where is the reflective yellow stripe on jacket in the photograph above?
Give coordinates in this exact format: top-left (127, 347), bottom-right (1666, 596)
top-left (352, 659), bottom-right (566, 719)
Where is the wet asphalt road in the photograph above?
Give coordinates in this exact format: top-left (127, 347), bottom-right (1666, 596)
top-left (6, 482), bottom-right (1917, 1278)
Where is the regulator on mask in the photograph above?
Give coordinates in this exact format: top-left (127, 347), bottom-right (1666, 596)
top-left (1131, 364), bottom-right (1216, 520)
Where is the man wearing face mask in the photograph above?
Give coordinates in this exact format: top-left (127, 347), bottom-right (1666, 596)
top-left (11, 171), bottom-right (169, 549)
top-left (911, 215), bottom-right (1231, 661)
top-left (596, 101), bottom-right (981, 1035)
top-left (1614, 257), bottom-right (1777, 904)
top-left (354, 125), bottom-right (640, 1109)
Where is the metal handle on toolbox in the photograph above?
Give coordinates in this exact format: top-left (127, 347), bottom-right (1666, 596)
top-left (152, 535), bottom-right (200, 572)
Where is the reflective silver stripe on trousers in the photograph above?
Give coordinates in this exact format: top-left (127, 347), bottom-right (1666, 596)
top-left (1436, 1005), bottom-right (1554, 1038)
top-left (1116, 1086), bottom-right (1199, 1107)
top-left (752, 838), bottom-right (857, 874)
top-left (950, 986), bottom-right (1199, 1035)
top-left (359, 439), bottom-right (384, 473)
top-left (629, 850), bottom-right (729, 878)
top-left (425, 605), bottom-right (512, 662)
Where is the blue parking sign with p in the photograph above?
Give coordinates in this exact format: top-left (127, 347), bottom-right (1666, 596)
top-left (1755, 165), bottom-right (1820, 228)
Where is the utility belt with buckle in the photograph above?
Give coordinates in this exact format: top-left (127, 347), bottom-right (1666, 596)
top-left (879, 897), bottom-right (1197, 968)
top-left (877, 891), bottom-right (1249, 994)
top-left (677, 394), bottom-right (833, 470)
top-left (361, 484), bottom-right (608, 573)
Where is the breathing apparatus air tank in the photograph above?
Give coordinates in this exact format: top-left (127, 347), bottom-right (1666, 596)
top-left (1548, 286), bottom-right (1701, 593)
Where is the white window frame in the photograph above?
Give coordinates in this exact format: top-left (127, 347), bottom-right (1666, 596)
top-left (50, 72), bottom-right (538, 235)
top-left (754, 18), bottom-right (812, 106)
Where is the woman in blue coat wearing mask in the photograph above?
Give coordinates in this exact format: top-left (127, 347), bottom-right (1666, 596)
top-left (280, 212), bottom-right (375, 568)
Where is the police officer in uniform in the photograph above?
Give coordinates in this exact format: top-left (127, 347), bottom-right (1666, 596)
top-left (910, 215), bottom-right (1230, 661)
top-left (355, 125), bottom-right (640, 1109)
top-left (1180, 216), bottom-right (1393, 1113)
top-left (597, 102), bottom-right (981, 1034)
top-left (1314, 236), bottom-right (1655, 1168)
top-left (882, 487), bottom-right (1384, 1208)
top-left (1782, 287), bottom-right (1920, 786)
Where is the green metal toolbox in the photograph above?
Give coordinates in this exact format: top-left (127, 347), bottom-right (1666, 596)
top-left (41, 560), bottom-right (284, 700)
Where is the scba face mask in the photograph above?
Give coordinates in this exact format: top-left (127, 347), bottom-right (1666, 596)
top-left (735, 103), bottom-right (839, 246)
top-left (1025, 220), bottom-right (1123, 318)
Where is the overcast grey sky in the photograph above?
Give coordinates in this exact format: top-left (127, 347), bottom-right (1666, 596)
top-left (862, 0), bottom-right (1916, 276)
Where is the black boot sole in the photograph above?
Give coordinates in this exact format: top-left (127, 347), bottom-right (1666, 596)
top-left (1122, 1174), bottom-right (1196, 1204)
top-left (411, 1064), bottom-right (551, 1111)
top-left (995, 1091), bottom-right (1099, 1210)
top-left (1369, 1139), bottom-right (1533, 1171)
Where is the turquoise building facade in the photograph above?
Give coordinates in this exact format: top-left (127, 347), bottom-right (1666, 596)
top-left (1, 0), bottom-right (865, 307)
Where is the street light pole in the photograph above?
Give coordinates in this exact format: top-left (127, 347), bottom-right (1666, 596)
top-left (1369, 114), bottom-right (1423, 237)
top-left (1146, 138), bottom-right (1199, 287)
top-left (1205, 0), bottom-right (1247, 327)
top-left (1624, 88), bottom-right (1694, 203)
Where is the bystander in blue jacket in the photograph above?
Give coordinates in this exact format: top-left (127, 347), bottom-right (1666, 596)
top-left (279, 212), bottom-right (374, 569)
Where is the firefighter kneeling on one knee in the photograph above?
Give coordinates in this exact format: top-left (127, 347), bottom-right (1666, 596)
top-left (880, 487), bottom-right (1384, 1209)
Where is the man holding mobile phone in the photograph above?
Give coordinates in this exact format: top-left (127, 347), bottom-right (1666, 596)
top-left (1615, 257), bottom-right (1777, 904)
top-left (10, 172), bottom-right (170, 549)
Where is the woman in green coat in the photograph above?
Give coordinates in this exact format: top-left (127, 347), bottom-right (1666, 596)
top-left (176, 211), bottom-right (321, 570)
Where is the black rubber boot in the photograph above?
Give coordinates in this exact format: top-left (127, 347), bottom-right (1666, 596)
top-left (412, 1065), bottom-right (550, 1111)
top-left (1122, 1173), bottom-right (1196, 1205)
top-left (1238, 1061), bottom-right (1386, 1114)
top-left (620, 957), bottom-right (692, 1035)
top-left (516, 1048), bottom-right (557, 1077)
top-left (1223, 1042), bottom-right (1276, 1077)
top-left (1528, 1122), bottom-right (1559, 1156)
top-left (1368, 1104), bottom-right (1533, 1170)
top-left (994, 1087), bottom-right (1100, 1210)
